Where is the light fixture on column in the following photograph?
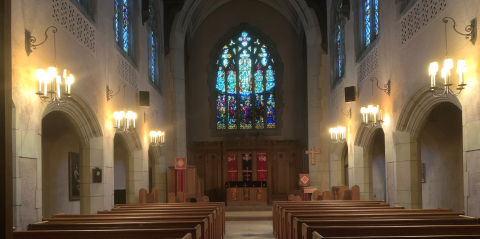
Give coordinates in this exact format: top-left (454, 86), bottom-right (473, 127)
top-left (149, 130), bottom-right (165, 146)
top-left (329, 126), bottom-right (346, 143)
top-left (112, 84), bottom-right (137, 133)
top-left (30, 26), bottom-right (74, 105)
top-left (429, 17), bottom-right (475, 97)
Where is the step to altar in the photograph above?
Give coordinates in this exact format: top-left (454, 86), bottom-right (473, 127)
top-left (226, 206), bottom-right (273, 221)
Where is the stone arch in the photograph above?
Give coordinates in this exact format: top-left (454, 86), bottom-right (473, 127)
top-left (396, 85), bottom-right (462, 141)
top-left (392, 85), bottom-right (463, 209)
top-left (40, 95), bottom-right (105, 214)
top-left (42, 94), bottom-right (103, 148)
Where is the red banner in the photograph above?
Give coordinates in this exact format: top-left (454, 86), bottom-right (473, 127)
top-left (227, 153), bottom-right (238, 181)
top-left (256, 152), bottom-right (267, 181)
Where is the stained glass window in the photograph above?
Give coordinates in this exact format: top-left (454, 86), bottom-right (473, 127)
top-left (334, 0), bottom-right (346, 80)
top-left (215, 31), bottom-right (276, 130)
top-left (364, 0), bottom-right (379, 48)
top-left (115, 0), bottom-right (130, 53)
top-left (148, 29), bottom-right (157, 84)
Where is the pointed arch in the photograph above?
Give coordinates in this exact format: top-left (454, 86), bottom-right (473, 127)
top-left (42, 94), bottom-right (103, 148)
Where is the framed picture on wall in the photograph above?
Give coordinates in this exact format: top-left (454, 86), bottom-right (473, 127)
top-left (68, 152), bottom-right (80, 201)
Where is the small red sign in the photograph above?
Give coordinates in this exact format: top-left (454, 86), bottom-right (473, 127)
top-left (175, 157), bottom-right (187, 170)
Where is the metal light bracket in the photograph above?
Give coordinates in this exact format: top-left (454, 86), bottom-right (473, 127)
top-left (26, 26), bottom-right (58, 56)
top-left (337, 107), bottom-right (351, 119)
top-left (370, 77), bottom-right (390, 95)
top-left (144, 110), bottom-right (158, 123)
top-left (443, 17), bottom-right (477, 45)
top-left (107, 84), bottom-right (126, 102)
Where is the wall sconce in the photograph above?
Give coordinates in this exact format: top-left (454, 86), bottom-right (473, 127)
top-left (370, 77), bottom-right (390, 95)
top-left (150, 130), bottom-right (165, 146)
top-left (112, 84), bottom-right (137, 133)
top-left (329, 126), bottom-right (346, 143)
top-left (361, 105), bottom-right (383, 127)
top-left (114, 110), bottom-right (137, 132)
top-left (29, 26), bottom-right (74, 105)
top-left (336, 107), bottom-right (351, 119)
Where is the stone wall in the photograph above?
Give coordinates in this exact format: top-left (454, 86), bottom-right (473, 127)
top-left (327, 0), bottom-right (480, 216)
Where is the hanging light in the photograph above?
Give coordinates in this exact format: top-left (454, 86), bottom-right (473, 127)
top-left (114, 110), bottom-right (136, 132)
top-left (429, 17), bottom-right (472, 97)
top-left (150, 130), bottom-right (165, 146)
top-left (361, 104), bottom-right (383, 127)
top-left (30, 26), bottom-right (74, 105)
top-left (329, 126), bottom-right (346, 143)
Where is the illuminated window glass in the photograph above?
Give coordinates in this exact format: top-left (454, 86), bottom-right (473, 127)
top-left (334, 0), bottom-right (346, 81)
top-left (115, 0), bottom-right (130, 53)
top-left (148, 29), bottom-right (157, 84)
top-left (215, 31), bottom-right (276, 130)
top-left (364, 0), bottom-right (379, 48)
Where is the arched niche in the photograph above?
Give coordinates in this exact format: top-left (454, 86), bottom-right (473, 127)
top-left (40, 95), bottom-right (104, 215)
top-left (113, 130), bottom-right (143, 204)
top-left (330, 141), bottom-right (349, 188)
top-left (393, 85), bottom-right (463, 209)
top-left (353, 123), bottom-right (386, 200)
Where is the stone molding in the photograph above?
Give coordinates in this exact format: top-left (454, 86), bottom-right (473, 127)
top-left (354, 123), bottom-right (382, 149)
top-left (116, 130), bottom-right (143, 154)
top-left (395, 85), bottom-right (461, 141)
top-left (42, 94), bottom-right (103, 147)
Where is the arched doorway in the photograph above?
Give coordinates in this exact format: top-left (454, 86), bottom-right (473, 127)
top-left (371, 129), bottom-right (386, 201)
top-left (114, 134), bottom-right (129, 204)
top-left (42, 111), bottom-right (81, 217)
top-left (148, 147), bottom-right (155, 192)
top-left (419, 102), bottom-right (463, 211)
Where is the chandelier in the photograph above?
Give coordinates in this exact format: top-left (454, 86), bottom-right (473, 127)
top-left (112, 84), bottom-right (136, 133)
top-left (149, 131), bottom-right (165, 146)
top-left (361, 104), bottom-right (383, 127)
top-left (30, 26), bottom-right (74, 105)
top-left (329, 126), bottom-right (346, 143)
top-left (429, 17), bottom-right (474, 97)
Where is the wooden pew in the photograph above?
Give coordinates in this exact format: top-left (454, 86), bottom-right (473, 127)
top-left (29, 220), bottom-right (209, 239)
top-left (312, 231), bottom-right (480, 239)
top-left (14, 228), bottom-right (200, 239)
top-left (303, 225), bottom-right (480, 239)
top-left (293, 217), bottom-right (478, 239)
top-left (49, 214), bottom-right (216, 239)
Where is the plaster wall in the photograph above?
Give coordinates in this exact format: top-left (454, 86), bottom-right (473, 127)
top-left (186, 0), bottom-right (307, 142)
top-left (420, 103), bottom-right (463, 212)
top-left (326, 0), bottom-right (480, 215)
top-left (12, 0), bottom-right (168, 228)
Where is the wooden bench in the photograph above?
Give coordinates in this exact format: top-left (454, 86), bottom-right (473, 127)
top-left (303, 225), bottom-right (480, 239)
top-left (14, 228), bottom-right (199, 239)
top-left (312, 231), bottom-right (480, 239)
top-left (293, 217), bottom-right (478, 239)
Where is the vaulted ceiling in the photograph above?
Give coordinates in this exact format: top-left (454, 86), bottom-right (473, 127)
top-left (163, 0), bottom-right (327, 54)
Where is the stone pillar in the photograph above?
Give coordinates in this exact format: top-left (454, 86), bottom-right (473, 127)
top-left (353, 145), bottom-right (373, 200)
top-left (79, 136), bottom-right (105, 214)
top-left (306, 24), bottom-right (329, 192)
top-left (392, 131), bottom-right (422, 209)
top-left (127, 150), bottom-right (144, 203)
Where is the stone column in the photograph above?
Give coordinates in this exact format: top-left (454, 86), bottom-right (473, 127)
top-left (126, 149), bottom-right (144, 203)
top-left (392, 131), bottom-right (422, 209)
top-left (353, 145), bottom-right (373, 200)
top-left (79, 136), bottom-right (105, 214)
top-left (306, 24), bottom-right (329, 192)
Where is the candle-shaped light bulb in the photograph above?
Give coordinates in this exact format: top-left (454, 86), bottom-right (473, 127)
top-left (132, 112), bottom-right (136, 128)
top-left (361, 107), bottom-right (366, 123)
top-left (444, 59), bottom-right (454, 71)
top-left (113, 112), bottom-right (119, 128)
top-left (36, 69), bottom-right (45, 93)
top-left (65, 74), bottom-right (74, 94)
top-left (119, 111), bottom-right (125, 127)
top-left (150, 131), bottom-right (157, 143)
top-left (457, 59), bottom-right (466, 85)
top-left (56, 75), bottom-right (62, 98)
top-left (329, 128), bottom-right (334, 140)
top-left (429, 62), bottom-right (438, 88)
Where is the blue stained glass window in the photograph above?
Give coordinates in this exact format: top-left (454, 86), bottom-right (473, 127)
top-left (215, 31), bottom-right (276, 130)
top-left (337, 26), bottom-right (342, 78)
top-left (374, 0), bottom-right (379, 36)
top-left (122, 0), bottom-right (129, 53)
top-left (115, 0), bottom-right (130, 53)
top-left (115, 0), bottom-right (119, 43)
top-left (365, 0), bottom-right (371, 47)
top-left (149, 29), bottom-right (156, 83)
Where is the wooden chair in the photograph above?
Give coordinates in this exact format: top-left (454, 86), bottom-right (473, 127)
top-left (321, 191), bottom-right (330, 200)
top-left (312, 190), bottom-right (322, 201)
top-left (288, 194), bottom-right (295, 201)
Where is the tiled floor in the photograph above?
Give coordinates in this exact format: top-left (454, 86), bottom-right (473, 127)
top-left (224, 220), bottom-right (275, 239)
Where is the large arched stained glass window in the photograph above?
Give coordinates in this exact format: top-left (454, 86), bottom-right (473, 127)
top-left (215, 31), bottom-right (276, 130)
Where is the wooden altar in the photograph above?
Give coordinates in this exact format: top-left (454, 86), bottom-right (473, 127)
top-left (187, 138), bottom-right (308, 203)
